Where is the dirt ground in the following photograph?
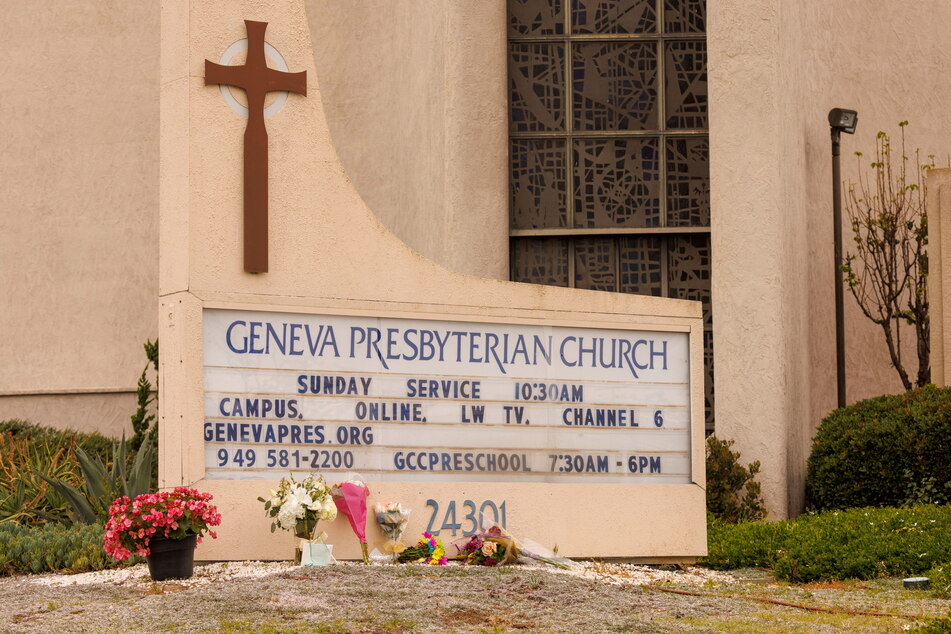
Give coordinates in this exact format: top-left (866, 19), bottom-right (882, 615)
top-left (3, 562), bottom-right (950, 633)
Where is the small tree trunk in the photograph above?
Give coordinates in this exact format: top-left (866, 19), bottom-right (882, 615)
top-left (916, 317), bottom-right (931, 387)
top-left (881, 320), bottom-right (913, 391)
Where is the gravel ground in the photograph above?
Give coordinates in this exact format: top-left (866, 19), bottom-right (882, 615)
top-left (3, 561), bottom-right (950, 633)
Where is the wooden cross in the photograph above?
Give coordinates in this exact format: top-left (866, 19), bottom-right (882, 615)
top-left (205, 20), bottom-right (307, 274)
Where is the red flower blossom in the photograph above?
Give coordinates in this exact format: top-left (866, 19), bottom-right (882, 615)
top-left (103, 488), bottom-right (221, 561)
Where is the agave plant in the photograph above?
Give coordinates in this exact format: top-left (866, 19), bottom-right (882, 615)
top-left (39, 436), bottom-right (154, 524)
top-left (0, 432), bottom-right (78, 525)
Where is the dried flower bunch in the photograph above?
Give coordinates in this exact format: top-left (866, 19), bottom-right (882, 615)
top-left (375, 501), bottom-right (411, 555)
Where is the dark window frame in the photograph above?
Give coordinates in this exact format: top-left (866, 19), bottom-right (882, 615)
top-left (507, 0), bottom-right (713, 428)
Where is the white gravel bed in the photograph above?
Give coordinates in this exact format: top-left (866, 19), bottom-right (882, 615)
top-left (29, 561), bottom-right (298, 590)
top-left (27, 558), bottom-right (736, 590)
top-left (558, 560), bottom-right (738, 587)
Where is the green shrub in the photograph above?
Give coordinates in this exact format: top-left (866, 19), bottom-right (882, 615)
top-left (129, 339), bottom-right (159, 453)
top-left (0, 522), bottom-right (132, 575)
top-left (806, 385), bottom-right (951, 510)
top-left (0, 432), bottom-right (79, 525)
top-left (915, 615), bottom-right (951, 633)
top-left (0, 419), bottom-right (114, 465)
top-left (0, 420), bottom-right (121, 525)
top-left (702, 514), bottom-right (791, 570)
top-left (39, 438), bottom-right (154, 524)
top-left (701, 505), bottom-right (951, 583)
top-left (705, 436), bottom-right (766, 523)
top-left (928, 563), bottom-right (951, 599)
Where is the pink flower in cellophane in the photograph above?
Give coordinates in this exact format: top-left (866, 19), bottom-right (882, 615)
top-left (332, 480), bottom-right (370, 563)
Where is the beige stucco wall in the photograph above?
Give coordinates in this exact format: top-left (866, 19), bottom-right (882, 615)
top-left (928, 168), bottom-right (951, 386)
top-left (710, 0), bottom-right (951, 517)
top-left (0, 2), bottom-right (160, 437)
top-left (305, 0), bottom-right (509, 280)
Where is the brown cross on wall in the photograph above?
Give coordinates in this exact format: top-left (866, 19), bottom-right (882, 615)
top-left (205, 20), bottom-right (307, 274)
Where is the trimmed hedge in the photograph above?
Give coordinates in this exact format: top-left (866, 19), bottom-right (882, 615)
top-left (702, 514), bottom-right (793, 571)
top-left (0, 522), bottom-right (131, 575)
top-left (805, 385), bottom-right (951, 510)
top-left (702, 505), bottom-right (951, 583)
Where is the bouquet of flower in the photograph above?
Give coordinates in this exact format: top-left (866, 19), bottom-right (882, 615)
top-left (258, 474), bottom-right (337, 540)
top-left (453, 525), bottom-right (571, 569)
top-left (103, 487), bottom-right (222, 561)
top-left (397, 532), bottom-right (447, 565)
top-left (375, 502), bottom-right (411, 555)
top-left (332, 477), bottom-right (370, 563)
top-left (455, 525), bottom-right (519, 567)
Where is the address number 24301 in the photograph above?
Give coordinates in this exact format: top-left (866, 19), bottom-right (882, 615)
top-left (425, 499), bottom-right (507, 537)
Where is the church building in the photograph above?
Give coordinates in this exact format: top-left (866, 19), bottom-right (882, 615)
top-left (3, 0), bottom-right (951, 522)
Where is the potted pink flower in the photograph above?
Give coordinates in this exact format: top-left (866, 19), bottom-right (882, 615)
top-left (103, 487), bottom-right (222, 581)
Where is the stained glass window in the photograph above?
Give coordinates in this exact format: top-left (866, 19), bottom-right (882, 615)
top-left (508, 0), bottom-right (713, 428)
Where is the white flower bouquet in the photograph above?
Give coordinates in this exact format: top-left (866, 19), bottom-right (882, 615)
top-left (258, 473), bottom-right (337, 540)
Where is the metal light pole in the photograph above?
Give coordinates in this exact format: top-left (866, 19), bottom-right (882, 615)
top-left (828, 108), bottom-right (858, 409)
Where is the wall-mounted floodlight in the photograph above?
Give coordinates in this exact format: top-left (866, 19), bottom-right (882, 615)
top-left (829, 108), bottom-right (858, 135)
top-left (828, 107), bottom-right (858, 408)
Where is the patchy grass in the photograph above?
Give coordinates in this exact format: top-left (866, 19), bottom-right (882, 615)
top-left (1, 564), bottom-right (950, 632)
top-left (916, 615), bottom-right (951, 632)
top-left (669, 608), bottom-right (910, 633)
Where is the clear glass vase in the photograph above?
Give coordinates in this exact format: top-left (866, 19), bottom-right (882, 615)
top-left (293, 514), bottom-right (319, 564)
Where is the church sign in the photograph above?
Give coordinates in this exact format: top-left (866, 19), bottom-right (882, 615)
top-left (203, 309), bottom-right (691, 486)
top-left (157, 5), bottom-right (706, 562)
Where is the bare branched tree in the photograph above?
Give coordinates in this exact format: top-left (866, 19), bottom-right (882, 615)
top-left (842, 122), bottom-right (934, 390)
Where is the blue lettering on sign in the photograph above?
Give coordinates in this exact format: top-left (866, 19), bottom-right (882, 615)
top-left (392, 451), bottom-right (530, 473)
top-left (627, 455), bottom-right (663, 474)
top-left (632, 339), bottom-right (649, 370)
top-left (226, 321), bottom-right (248, 353)
top-left (224, 320), bottom-right (339, 357)
top-left (335, 425), bottom-right (373, 445)
top-left (288, 323), bottom-right (303, 355)
top-left (419, 329), bottom-right (435, 361)
top-left (221, 318), bottom-right (677, 379)
top-left (559, 336), bottom-right (577, 367)
top-left (651, 340), bottom-right (668, 370)
top-left (218, 398), bottom-right (299, 419)
top-left (203, 421), bottom-right (326, 444)
top-left (249, 322), bottom-right (263, 353)
top-left (425, 499), bottom-right (507, 536)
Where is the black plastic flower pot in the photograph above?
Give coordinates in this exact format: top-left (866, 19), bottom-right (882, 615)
top-left (146, 533), bottom-right (197, 581)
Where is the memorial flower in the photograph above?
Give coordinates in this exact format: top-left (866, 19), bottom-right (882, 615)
top-left (453, 525), bottom-right (571, 569)
top-left (375, 501), bottom-right (411, 555)
top-left (455, 526), bottom-right (517, 567)
top-left (259, 473), bottom-right (336, 540)
top-left (397, 532), bottom-right (447, 565)
top-left (103, 487), bottom-right (222, 561)
top-left (332, 478), bottom-right (370, 563)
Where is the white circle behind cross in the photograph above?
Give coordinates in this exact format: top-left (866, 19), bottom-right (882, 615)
top-left (217, 38), bottom-right (291, 119)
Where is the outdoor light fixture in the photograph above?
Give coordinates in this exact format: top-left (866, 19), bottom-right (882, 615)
top-left (828, 108), bottom-right (858, 135)
top-left (829, 107), bottom-right (858, 408)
